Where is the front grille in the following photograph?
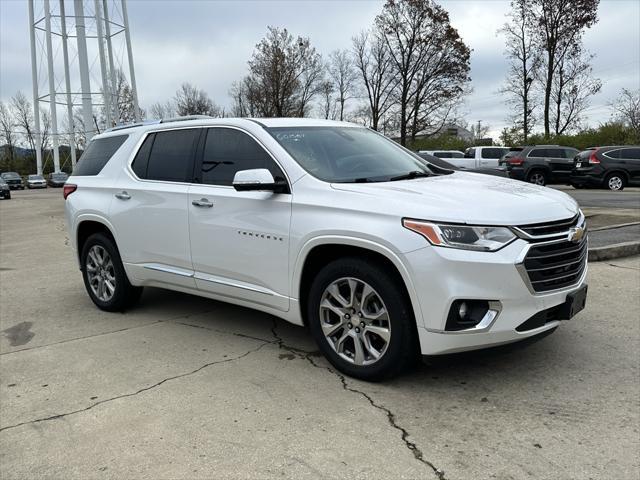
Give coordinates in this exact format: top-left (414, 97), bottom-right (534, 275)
top-left (522, 236), bottom-right (587, 293)
top-left (517, 214), bottom-right (580, 237)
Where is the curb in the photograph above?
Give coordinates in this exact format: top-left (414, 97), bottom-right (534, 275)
top-left (588, 241), bottom-right (640, 262)
top-left (590, 221), bottom-right (640, 232)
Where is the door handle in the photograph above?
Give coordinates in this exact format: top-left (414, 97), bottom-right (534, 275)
top-left (115, 191), bottom-right (131, 200)
top-left (192, 198), bottom-right (214, 208)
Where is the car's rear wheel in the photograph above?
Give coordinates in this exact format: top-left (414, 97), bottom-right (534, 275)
top-left (605, 173), bottom-right (625, 191)
top-left (81, 232), bottom-right (143, 312)
top-left (307, 257), bottom-right (417, 381)
top-left (527, 170), bottom-right (547, 186)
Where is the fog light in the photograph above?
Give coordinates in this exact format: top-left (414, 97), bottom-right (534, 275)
top-left (458, 302), bottom-right (468, 319)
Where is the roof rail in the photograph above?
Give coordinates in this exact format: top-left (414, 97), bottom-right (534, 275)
top-left (160, 115), bottom-right (213, 124)
top-left (105, 119), bottom-right (161, 133)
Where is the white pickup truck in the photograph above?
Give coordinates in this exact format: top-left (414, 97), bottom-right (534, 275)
top-left (458, 146), bottom-right (509, 169)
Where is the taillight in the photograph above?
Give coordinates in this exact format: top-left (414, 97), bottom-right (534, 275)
top-left (63, 184), bottom-right (77, 199)
top-left (589, 150), bottom-right (600, 164)
top-left (508, 156), bottom-right (524, 166)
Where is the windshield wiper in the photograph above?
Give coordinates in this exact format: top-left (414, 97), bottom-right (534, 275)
top-left (389, 171), bottom-right (431, 182)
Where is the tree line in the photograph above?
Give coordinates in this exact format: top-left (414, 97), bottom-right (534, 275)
top-left (2, 0), bottom-right (639, 175)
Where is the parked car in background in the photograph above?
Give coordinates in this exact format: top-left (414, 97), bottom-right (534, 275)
top-left (0, 172), bottom-right (24, 190)
top-left (418, 150), bottom-right (464, 159)
top-left (505, 145), bottom-right (580, 186)
top-left (571, 146), bottom-right (640, 191)
top-left (47, 172), bottom-right (69, 187)
top-left (65, 117), bottom-right (587, 380)
top-left (416, 152), bottom-right (508, 177)
top-left (26, 174), bottom-right (47, 189)
top-left (0, 177), bottom-right (11, 199)
top-left (462, 146), bottom-right (510, 169)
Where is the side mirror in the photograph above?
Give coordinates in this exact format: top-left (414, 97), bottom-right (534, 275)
top-left (232, 168), bottom-right (288, 193)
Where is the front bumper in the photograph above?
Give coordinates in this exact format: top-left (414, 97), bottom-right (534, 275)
top-left (404, 238), bottom-right (587, 355)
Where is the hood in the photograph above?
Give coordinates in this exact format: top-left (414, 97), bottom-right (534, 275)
top-left (330, 172), bottom-right (579, 226)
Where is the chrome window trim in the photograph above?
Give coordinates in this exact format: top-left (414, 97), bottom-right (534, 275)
top-left (124, 124), bottom-right (293, 190)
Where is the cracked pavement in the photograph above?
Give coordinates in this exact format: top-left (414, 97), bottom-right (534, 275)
top-left (1, 189), bottom-right (639, 479)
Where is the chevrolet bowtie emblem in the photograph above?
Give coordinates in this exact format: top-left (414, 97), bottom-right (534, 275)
top-left (568, 227), bottom-right (585, 243)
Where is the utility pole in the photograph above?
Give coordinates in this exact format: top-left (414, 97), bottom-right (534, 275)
top-left (44, 0), bottom-right (61, 173)
top-left (121, 0), bottom-right (141, 121)
top-left (59, 0), bottom-right (77, 168)
top-left (27, 0), bottom-right (43, 175)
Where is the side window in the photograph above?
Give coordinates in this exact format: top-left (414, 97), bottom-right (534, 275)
top-left (131, 133), bottom-right (155, 178)
top-left (201, 128), bottom-right (286, 186)
top-left (528, 149), bottom-right (547, 158)
top-left (547, 149), bottom-right (565, 158)
top-left (619, 148), bottom-right (640, 160)
top-left (144, 129), bottom-right (200, 182)
top-left (73, 135), bottom-right (128, 176)
top-left (565, 149), bottom-right (579, 159)
top-left (481, 148), bottom-right (505, 159)
top-left (604, 149), bottom-right (621, 159)
top-left (464, 148), bottom-right (475, 159)
top-left (435, 152), bottom-right (451, 158)
top-left (451, 152), bottom-right (464, 158)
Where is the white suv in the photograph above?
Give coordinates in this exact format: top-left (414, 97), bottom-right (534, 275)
top-left (65, 117), bottom-right (588, 380)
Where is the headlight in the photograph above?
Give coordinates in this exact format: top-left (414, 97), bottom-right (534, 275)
top-left (403, 219), bottom-right (516, 252)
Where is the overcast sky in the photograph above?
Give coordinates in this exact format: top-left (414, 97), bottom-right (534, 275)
top-left (1, 0), bottom-right (639, 138)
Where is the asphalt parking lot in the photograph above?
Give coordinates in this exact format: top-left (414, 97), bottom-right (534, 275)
top-left (1, 188), bottom-right (639, 480)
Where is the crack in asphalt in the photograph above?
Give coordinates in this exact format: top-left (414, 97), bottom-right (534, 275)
top-left (270, 320), bottom-right (446, 480)
top-left (0, 339), bottom-right (273, 433)
top-left (606, 262), bottom-right (640, 271)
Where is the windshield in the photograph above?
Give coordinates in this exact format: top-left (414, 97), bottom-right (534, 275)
top-left (267, 126), bottom-right (433, 183)
top-left (29, 175), bottom-right (44, 180)
top-left (51, 173), bottom-right (68, 180)
top-left (1, 172), bottom-right (20, 179)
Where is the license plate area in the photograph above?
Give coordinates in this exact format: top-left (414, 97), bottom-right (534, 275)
top-left (559, 284), bottom-right (588, 319)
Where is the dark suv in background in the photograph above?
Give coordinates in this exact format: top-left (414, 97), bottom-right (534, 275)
top-left (505, 145), bottom-right (579, 186)
top-left (571, 146), bottom-right (640, 191)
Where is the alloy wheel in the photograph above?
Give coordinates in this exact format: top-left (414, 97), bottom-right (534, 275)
top-left (319, 277), bottom-right (391, 366)
top-left (608, 176), bottom-right (623, 191)
top-left (529, 172), bottom-right (546, 186)
top-left (86, 245), bottom-right (116, 302)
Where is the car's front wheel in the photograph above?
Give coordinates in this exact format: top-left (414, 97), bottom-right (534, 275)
top-left (605, 173), bottom-right (625, 191)
top-left (80, 232), bottom-right (143, 312)
top-left (307, 257), bottom-right (417, 381)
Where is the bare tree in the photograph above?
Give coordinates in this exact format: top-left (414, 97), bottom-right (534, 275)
top-left (327, 49), bottom-right (357, 121)
top-left (239, 27), bottom-right (322, 117)
top-left (528, 0), bottom-right (599, 137)
top-left (549, 49), bottom-right (601, 134)
top-left (318, 80), bottom-right (336, 120)
top-left (499, 0), bottom-right (540, 142)
top-left (0, 101), bottom-right (17, 167)
top-left (149, 101), bottom-right (177, 120)
top-left (174, 83), bottom-right (221, 117)
top-left (11, 92), bottom-right (37, 153)
top-left (375, 0), bottom-right (471, 145)
top-left (352, 31), bottom-right (396, 131)
top-left (610, 88), bottom-right (640, 137)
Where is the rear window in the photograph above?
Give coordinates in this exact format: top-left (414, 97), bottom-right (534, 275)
top-left (619, 148), bottom-right (640, 160)
top-left (480, 148), bottom-right (507, 159)
top-left (73, 135), bottom-right (128, 176)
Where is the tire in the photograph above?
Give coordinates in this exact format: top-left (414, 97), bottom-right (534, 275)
top-left (527, 169), bottom-right (547, 186)
top-left (307, 257), bottom-right (418, 381)
top-left (605, 172), bottom-right (625, 191)
top-left (80, 232), bottom-right (143, 312)
top-left (5, 192), bottom-right (10, 199)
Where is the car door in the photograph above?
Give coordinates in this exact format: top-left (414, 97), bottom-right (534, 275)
top-left (546, 148), bottom-right (573, 181)
top-left (109, 128), bottom-right (201, 289)
top-left (188, 127), bottom-right (292, 312)
top-left (619, 147), bottom-right (640, 184)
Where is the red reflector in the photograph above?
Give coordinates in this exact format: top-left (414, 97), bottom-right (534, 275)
top-left (589, 150), bottom-right (600, 164)
top-left (508, 157), bottom-right (524, 166)
top-left (63, 184), bottom-right (77, 199)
